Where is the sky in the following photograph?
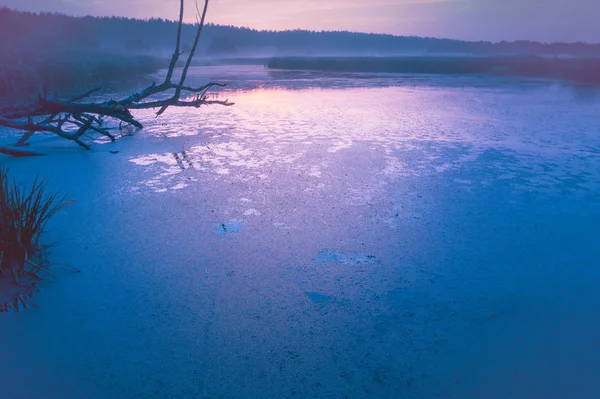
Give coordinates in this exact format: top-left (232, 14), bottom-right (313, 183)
top-left (2, 0), bottom-right (600, 43)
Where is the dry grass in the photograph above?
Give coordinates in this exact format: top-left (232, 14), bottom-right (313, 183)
top-left (0, 168), bottom-right (72, 311)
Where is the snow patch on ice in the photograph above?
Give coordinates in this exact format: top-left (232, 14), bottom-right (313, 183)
top-left (243, 208), bottom-right (261, 216)
top-left (214, 220), bottom-right (245, 237)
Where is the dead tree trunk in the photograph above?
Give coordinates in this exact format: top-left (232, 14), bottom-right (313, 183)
top-left (0, 0), bottom-right (232, 156)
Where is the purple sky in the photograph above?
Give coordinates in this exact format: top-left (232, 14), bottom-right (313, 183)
top-left (2, 0), bottom-right (599, 43)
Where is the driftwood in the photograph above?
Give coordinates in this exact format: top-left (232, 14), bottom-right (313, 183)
top-left (0, 0), bottom-right (232, 156)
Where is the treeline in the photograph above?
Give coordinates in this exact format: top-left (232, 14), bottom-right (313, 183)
top-left (2, 7), bottom-right (600, 58)
top-left (0, 8), bottom-right (168, 104)
top-left (268, 56), bottom-right (600, 84)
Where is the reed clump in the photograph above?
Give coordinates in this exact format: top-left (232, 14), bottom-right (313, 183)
top-left (0, 168), bottom-right (71, 312)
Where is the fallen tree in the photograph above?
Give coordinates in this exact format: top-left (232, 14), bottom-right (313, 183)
top-left (0, 0), bottom-right (232, 156)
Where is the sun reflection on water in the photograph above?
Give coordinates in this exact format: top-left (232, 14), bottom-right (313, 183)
top-left (128, 84), bottom-right (600, 197)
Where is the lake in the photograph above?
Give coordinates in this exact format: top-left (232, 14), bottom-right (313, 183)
top-left (1, 66), bottom-right (600, 398)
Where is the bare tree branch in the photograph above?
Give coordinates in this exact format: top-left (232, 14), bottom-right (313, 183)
top-left (164, 0), bottom-right (185, 85)
top-left (67, 86), bottom-right (103, 103)
top-left (157, 0), bottom-right (210, 116)
top-left (0, 0), bottom-right (233, 156)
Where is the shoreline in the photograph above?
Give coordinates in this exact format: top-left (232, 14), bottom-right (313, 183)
top-left (268, 55), bottom-right (600, 85)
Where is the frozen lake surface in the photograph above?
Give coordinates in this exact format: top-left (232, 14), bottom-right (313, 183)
top-left (1, 66), bottom-right (600, 398)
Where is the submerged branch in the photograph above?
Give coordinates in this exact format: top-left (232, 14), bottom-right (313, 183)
top-left (0, 146), bottom-right (44, 157)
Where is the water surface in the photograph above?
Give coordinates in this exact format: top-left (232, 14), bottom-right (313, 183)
top-left (1, 67), bottom-right (600, 399)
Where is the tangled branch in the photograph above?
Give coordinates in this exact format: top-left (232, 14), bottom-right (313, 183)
top-left (0, 0), bottom-right (233, 156)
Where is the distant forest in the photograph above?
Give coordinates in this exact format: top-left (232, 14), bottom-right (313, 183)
top-left (3, 7), bottom-right (600, 58)
top-left (2, 7), bottom-right (600, 104)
